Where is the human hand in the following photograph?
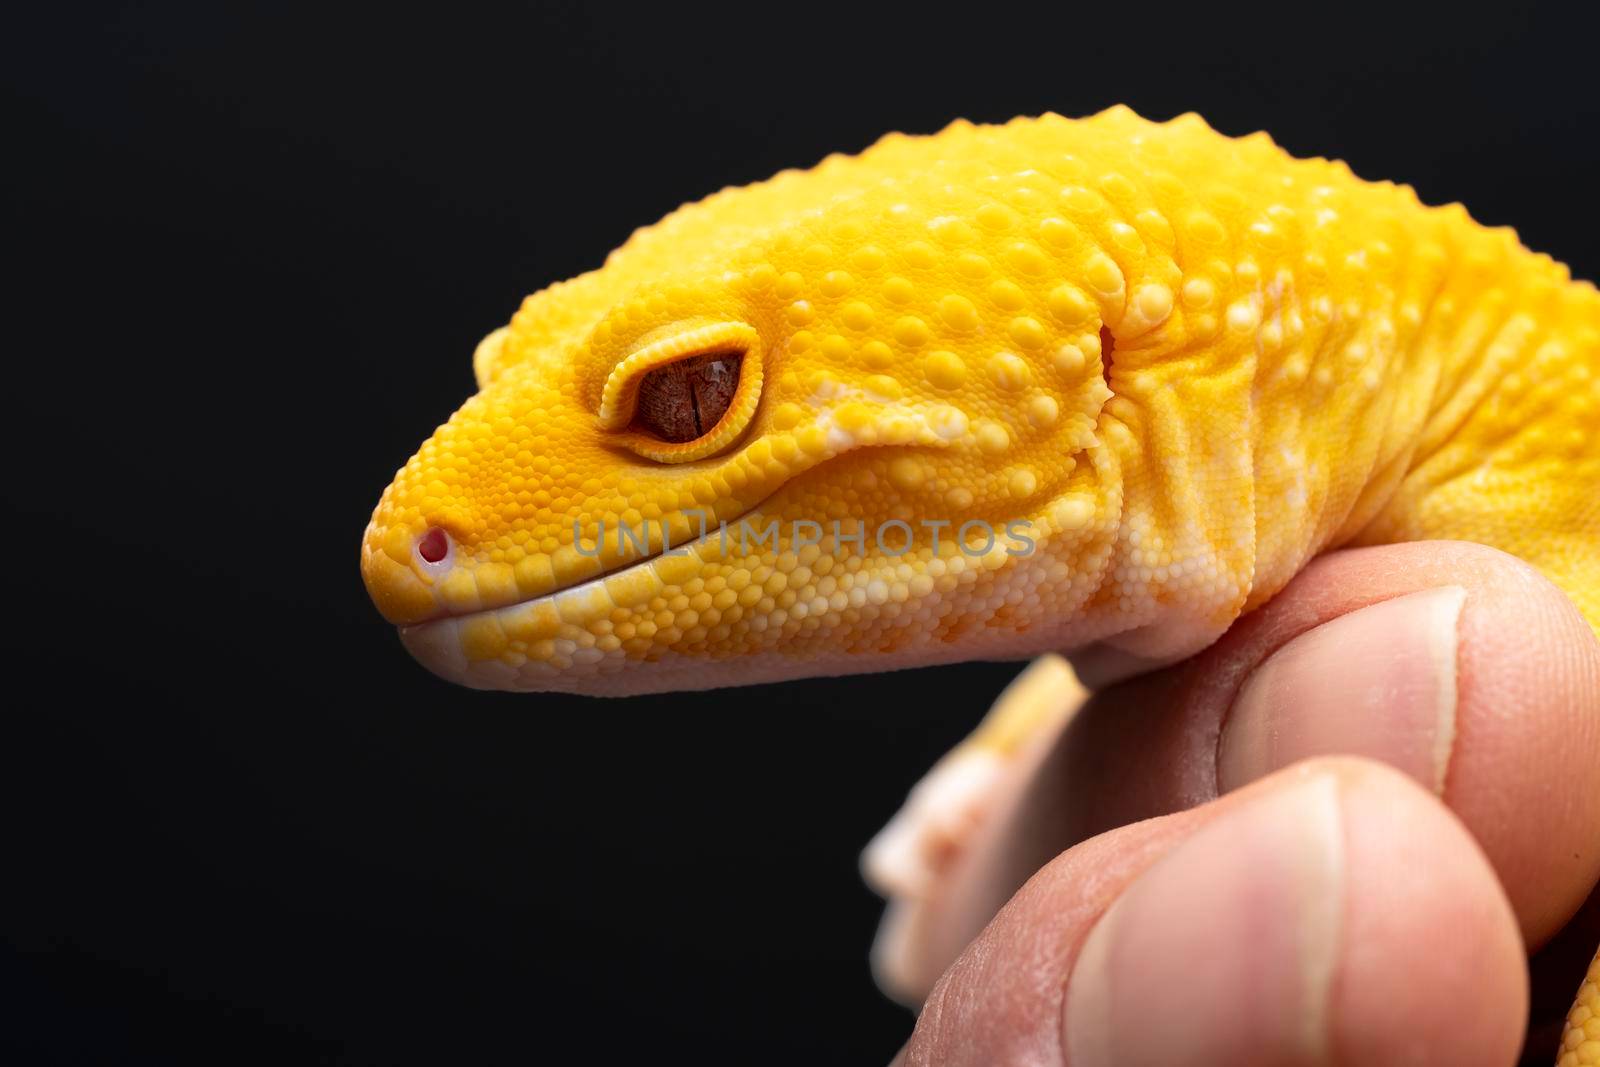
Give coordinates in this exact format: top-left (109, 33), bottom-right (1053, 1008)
top-left (877, 541), bottom-right (1600, 1065)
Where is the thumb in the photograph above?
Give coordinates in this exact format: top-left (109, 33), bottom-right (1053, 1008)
top-left (894, 759), bottom-right (1526, 1066)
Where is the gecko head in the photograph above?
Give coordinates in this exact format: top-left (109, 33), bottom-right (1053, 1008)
top-left (362, 117), bottom-right (1130, 694)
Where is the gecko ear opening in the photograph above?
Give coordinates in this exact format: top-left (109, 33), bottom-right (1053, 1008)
top-left (597, 321), bottom-right (764, 463)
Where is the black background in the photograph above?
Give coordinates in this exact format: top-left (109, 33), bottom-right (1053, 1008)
top-left (7, 4), bottom-right (1599, 1064)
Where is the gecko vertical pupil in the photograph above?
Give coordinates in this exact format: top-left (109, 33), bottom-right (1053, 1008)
top-left (633, 353), bottom-right (743, 442)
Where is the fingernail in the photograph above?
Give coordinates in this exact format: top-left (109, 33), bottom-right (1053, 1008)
top-left (1064, 775), bottom-right (1344, 1066)
top-left (1218, 586), bottom-right (1466, 796)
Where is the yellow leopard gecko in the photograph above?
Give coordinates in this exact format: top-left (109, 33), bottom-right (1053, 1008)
top-left (359, 107), bottom-right (1599, 1062)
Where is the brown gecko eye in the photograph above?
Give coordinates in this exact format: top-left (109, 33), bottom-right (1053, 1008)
top-left (631, 353), bottom-right (744, 442)
top-left (598, 322), bottom-right (763, 463)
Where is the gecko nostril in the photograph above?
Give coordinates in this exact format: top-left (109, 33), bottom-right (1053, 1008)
top-left (416, 527), bottom-right (450, 565)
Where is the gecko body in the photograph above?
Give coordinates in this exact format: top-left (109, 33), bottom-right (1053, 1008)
top-left (360, 108), bottom-right (1600, 1060)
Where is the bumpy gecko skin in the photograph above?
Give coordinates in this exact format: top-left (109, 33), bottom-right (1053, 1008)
top-left (361, 107), bottom-right (1599, 693)
top-left (362, 108), bottom-right (1600, 1048)
top-left (1562, 950), bottom-right (1600, 1065)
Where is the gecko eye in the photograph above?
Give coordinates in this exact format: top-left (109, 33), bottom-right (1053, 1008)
top-left (632, 353), bottom-right (743, 442)
top-left (597, 321), bottom-right (764, 463)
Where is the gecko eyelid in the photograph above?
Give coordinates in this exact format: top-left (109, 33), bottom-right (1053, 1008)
top-left (598, 321), bottom-right (765, 463)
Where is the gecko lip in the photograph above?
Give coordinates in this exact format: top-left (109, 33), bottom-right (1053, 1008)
top-left (396, 506), bottom-right (766, 682)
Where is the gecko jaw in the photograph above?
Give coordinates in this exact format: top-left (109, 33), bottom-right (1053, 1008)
top-left (396, 506), bottom-right (765, 690)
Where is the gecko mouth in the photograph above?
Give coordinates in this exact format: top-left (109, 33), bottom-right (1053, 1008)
top-left (396, 506), bottom-right (768, 684)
